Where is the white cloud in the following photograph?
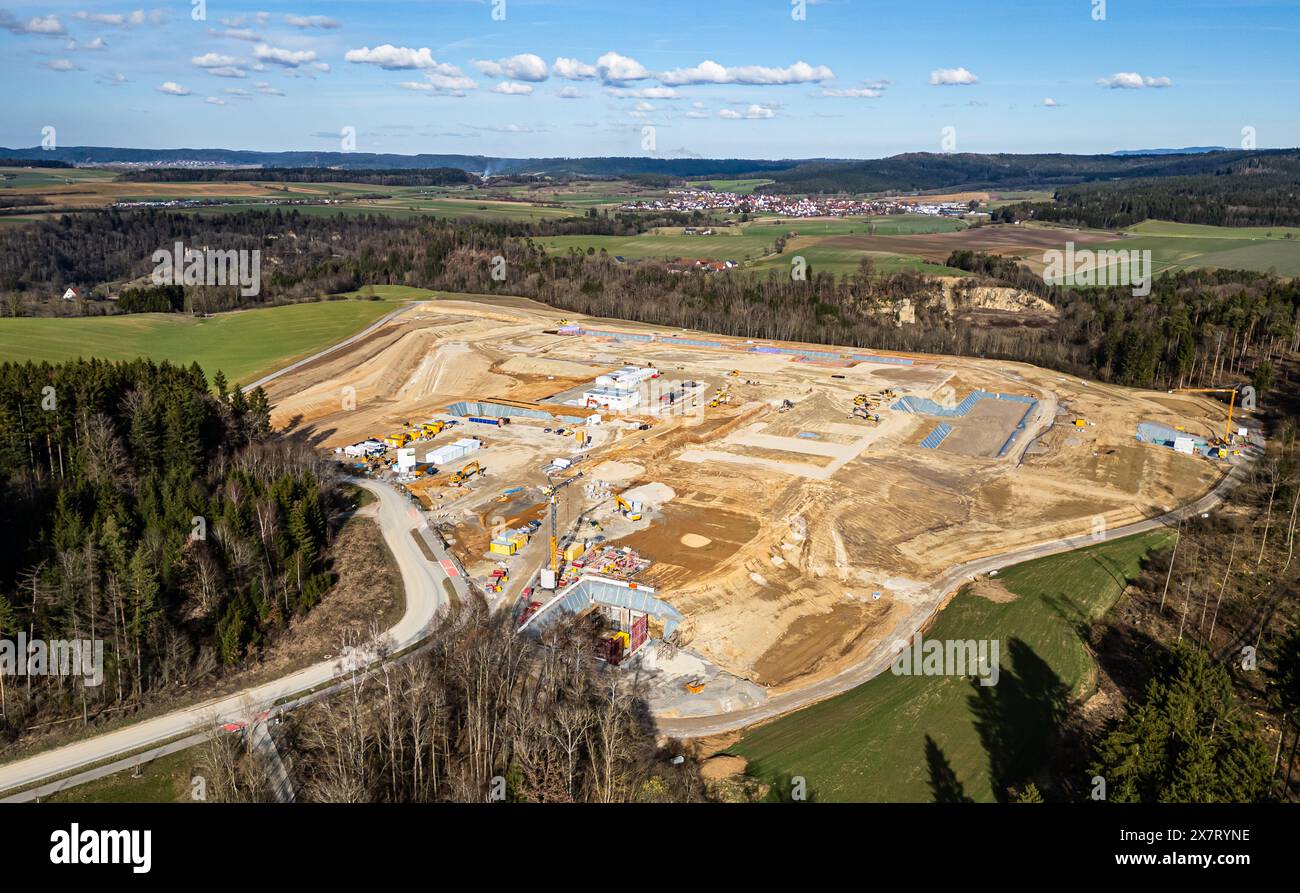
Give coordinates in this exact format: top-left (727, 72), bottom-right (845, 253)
top-left (211, 27), bottom-right (261, 41)
top-left (493, 81), bottom-right (533, 95)
top-left (285, 14), bottom-right (340, 29)
top-left (83, 36), bottom-right (106, 49)
top-left (719, 103), bottom-right (775, 119)
top-left (659, 59), bottom-right (834, 86)
top-left (1042, 97), bottom-right (1060, 107)
top-left (223, 86), bottom-right (250, 96)
top-left (74, 9), bottom-right (164, 28)
top-left (557, 85), bottom-right (582, 98)
top-left (0, 11), bottom-right (66, 35)
top-left (157, 81), bottom-right (191, 95)
top-left (821, 86), bottom-right (883, 98)
top-left (1096, 72), bottom-right (1173, 89)
top-left (474, 53), bottom-right (548, 82)
top-left (205, 96), bottom-right (226, 105)
top-left (606, 85), bottom-right (680, 99)
top-left (552, 56), bottom-right (597, 80)
top-left (45, 58), bottom-right (80, 71)
top-left (595, 51), bottom-right (650, 84)
top-left (207, 66), bottom-right (247, 79)
top-left (254, 43), bottom-right (317, 68)
top-left (254, 81), bottom-right (284, 96)
top-left (930, 67), bottom-right (978, 86)
top-left (345, 44), bottom-right (447, 70)
top-left (192, 52), bottom-right (238, 68)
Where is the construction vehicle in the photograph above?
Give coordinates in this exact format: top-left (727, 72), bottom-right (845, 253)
top-left (384, 432), bottom-right (411, 448)
top-left (449, 460), bottom-right (483, 486)
top-left (615, 494), bottom-right (642, 522)
top-left (728, 369), bottom-right (741, 378)
top-left (1169, 387), bottom-right (1243, 444)
top-left (1073, 418), bottom-right (1088, 427)
top-left (542, 472), bottom-right (584, 574)
top-left (420, 421), bottom-right (445, 438)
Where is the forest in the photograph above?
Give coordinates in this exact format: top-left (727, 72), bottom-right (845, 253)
top-left (120, 167), bottom-right (479, 187)
top-left (994, 153), bottom-right (1300, 228)
top-left (200, 603), bottom-right (706, 803)
top-left (0, 359), bottom-right (342, 747)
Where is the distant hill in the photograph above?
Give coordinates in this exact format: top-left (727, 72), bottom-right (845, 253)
top-left (0, 146), bottom-right (809, 179)
top-left (4, 146), bottom-right (1298, 205)
top-left (1110, 146), bottom-right (1228, 156)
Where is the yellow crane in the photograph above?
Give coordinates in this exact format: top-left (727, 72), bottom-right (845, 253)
top-left (542, 473), bottom-right (584, 573)
top-left (1170, 387), bottom-right (1241, 444)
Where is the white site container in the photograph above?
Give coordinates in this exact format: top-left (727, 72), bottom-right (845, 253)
top-left (1173, 437), bottom-right (1196, 455)
top-left (396, 448), bottom-right (417, 472)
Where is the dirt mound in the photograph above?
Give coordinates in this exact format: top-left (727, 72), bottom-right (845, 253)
top-left (968, 577), bottom-right (1019, 603)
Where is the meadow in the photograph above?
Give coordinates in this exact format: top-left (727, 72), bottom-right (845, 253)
top-left (0, 288), bottom-right (428, 386)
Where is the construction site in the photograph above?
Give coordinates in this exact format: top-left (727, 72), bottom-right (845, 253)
top-left (264, 294), bottom-right (1248, 718)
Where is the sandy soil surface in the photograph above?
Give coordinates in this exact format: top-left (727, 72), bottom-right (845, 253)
top-left (262, 295), bottom-right (1235, 691)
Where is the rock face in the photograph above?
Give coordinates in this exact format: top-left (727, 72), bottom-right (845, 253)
top-left (941, 278), bottom-right (1058, 315)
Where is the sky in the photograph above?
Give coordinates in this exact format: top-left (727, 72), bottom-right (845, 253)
top-left (2, 0), bottom-right (1299, 159)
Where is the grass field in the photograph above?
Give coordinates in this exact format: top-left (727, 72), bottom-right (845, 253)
top-left (537, 215), bottom-right (971, 274)
top-left (44, 746), bottom-right (201, 803)
top-left (0, 288), bottom-right (425, 385)
top-left (731, 530), bottom-right (1171, 802)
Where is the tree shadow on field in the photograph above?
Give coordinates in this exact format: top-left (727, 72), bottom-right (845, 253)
top-left (924, 734), bottom-right (973, 803)
top-left (968, 638), bottom-right (1069, 802)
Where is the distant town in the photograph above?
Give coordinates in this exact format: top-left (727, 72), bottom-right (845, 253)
top-left (620, 189), bottom-right (981, 218)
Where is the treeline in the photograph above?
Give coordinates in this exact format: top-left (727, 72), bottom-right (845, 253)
top-left (0, 359), bottom-right (341, 745)
top-left (993, 154), bottom-right (1300, 228)
top-left (1064, 411), bottom-right (1300, 802)
top-left (0, 158), bottom-right (73, 169)
top-left (120, 167), bottom-right (479, 187)
top-left (5, 210), bottom-right (1296, 395)
top-left (0, 208), bottom-right (700, 304)
top-left (116, 283), bottom-right (184, 313)
top-left (755, 149), bottom-right (1300, 195)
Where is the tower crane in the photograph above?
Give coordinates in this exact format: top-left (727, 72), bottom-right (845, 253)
top-left (541, 472), bottom-right (584, 575)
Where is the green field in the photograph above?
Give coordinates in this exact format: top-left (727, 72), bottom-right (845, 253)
top-left (0, 288), bottom-right (427, 385)
top-left (688, 178), bottom-right (775, 194)
top-left (537, 215), bottom-right (969, 273)
top-left (43, 746), bottom-right (202, 803)
top-left (731, 530), bottom-right (1171, 802)
top-left (0, 166), bottom-right (116, 189)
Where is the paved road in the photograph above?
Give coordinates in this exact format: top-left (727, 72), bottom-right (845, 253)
top-left (0, 478), bottom-right (455, 797)
top-left (656, 461), bottom-right (1249, 738)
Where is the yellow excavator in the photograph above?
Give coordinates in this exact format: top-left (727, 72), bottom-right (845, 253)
top-left (449, 460), bottom-right (482, 486)
top-left (615, 494), bottom-right (642, 522)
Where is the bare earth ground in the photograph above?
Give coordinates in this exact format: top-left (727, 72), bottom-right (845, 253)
top-left (264, 296), bottom-right (1230, 692)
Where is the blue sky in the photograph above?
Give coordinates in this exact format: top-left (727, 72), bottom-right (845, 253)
top-left (3, 0), bottom-right (1299, 158)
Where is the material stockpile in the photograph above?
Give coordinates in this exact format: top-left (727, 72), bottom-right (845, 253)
top-left (569, 544), bottom-right (653, 581)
